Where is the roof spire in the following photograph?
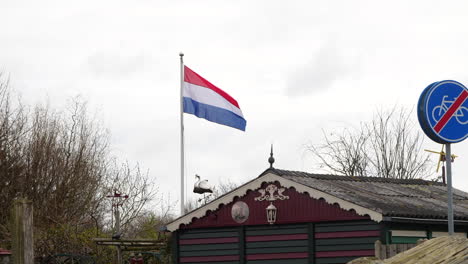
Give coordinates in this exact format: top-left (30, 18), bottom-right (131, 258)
top-left (268, 144), bottom-right (275, 168)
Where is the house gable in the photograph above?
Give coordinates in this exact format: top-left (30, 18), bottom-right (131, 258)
top-left (167, 173), bottom-right (383, 231)
top-left (183, 181), bottom-right (370, 229)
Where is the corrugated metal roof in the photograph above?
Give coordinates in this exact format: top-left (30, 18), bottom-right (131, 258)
top-left (271, 168), bottom-right (468, 220)
top-left (167, 168), bottom-right (468, 230)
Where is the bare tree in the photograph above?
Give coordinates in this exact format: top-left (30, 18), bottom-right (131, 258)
top-left (310, 127), bottom-right (369, 176)
top-left (0, 75), bottom-right (28, 246)
top-left (0, 77), bottom-right (160, 261)
top-left (124, 194), bottom-right (176, 239)
top-left (100, 160), bottom-right (158, 234)
top-left (212, 179), bottom-right (239, 198)
top-left (308, 107), bottom-right (433, 179)
top-left (21, 98), bottom-right (111, 256)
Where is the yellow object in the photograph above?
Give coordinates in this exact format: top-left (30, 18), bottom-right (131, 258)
top-left (424, 146), bottom-right (458, 173)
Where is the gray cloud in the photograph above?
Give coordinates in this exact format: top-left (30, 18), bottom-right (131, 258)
top-left (86, 52), bottom-right (149, 78)
top-left (3, 0), bottom-right (468, 214)
top-left (286, 44), bottom-right (358, 96)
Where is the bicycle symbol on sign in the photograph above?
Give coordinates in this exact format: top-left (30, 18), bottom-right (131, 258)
top-left (432, 95), bottom-right (468, 125)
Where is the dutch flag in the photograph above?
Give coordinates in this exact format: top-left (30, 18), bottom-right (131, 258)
top-left (183, 66), bottom-right (246, 131)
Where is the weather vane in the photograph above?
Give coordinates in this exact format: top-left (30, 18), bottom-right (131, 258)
top-left (425, 146), bottom-right (458, 184)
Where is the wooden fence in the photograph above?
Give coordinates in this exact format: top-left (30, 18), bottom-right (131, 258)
top-left (374, 240), bottom-right (426, 259)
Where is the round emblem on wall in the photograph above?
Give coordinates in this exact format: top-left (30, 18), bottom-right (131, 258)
top-left (231, 201), bottom-right (249, 223)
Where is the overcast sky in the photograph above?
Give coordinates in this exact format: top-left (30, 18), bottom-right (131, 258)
top-left (2, 0), bottom-right (468, 215)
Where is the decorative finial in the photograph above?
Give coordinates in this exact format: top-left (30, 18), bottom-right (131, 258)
top-left (179, 52), bottom-right (184, 57)
top-left (268, 144), bottom-right (275, 168)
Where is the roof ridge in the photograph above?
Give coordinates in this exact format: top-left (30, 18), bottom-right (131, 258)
top-left (272, 168), bottom-right (445, 186)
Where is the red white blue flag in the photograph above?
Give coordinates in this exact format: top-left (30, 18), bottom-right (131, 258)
top-left (183, 66), bottom-right (246, 131)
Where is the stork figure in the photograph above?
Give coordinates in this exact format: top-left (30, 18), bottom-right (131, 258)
top-left (193, 174), bottom-right (213, 194)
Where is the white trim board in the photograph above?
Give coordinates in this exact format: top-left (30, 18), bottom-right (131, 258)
top-left (391, 230), bottom-right (427, 237)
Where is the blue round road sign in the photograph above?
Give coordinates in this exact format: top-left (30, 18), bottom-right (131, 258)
top-left (418, 80), bottom-right (468, 144)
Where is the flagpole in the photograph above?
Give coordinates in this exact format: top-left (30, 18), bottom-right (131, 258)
top-left (179, 52), bottom-right (185, 216)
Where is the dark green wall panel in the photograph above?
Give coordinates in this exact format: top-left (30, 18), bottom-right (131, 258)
top-left (178, 227), bottom-right (241, 263)
top-left (315, 224), bottom-right (379, 232)
top-left (176, 221), bottom-right (381, 264)
top-left (172, 231), bottom-right (179, 264)
top-left (316, 257), bottom-right (356, 264)
top-left (239, 226), bottom-right (246, 264)
top-left (308, 223), bottom-right (315, 264)
top-left (180, 249), bottom-right (240, 257)
top-left (391, 236), bottom-right (426, 244)
top-left (183, 262), bottom-right (239, 264)
top-left (314, 221), bottom-right (379, 264)
top-left (316, 237), bottom-right (378, 246)
top-left (246, 259), bottom-right (308, 264)
top-left (246, 246), bottom-right (308, 254)
top-left (246, 240), bottom-right (307, 249)
top-left (246, 228), bottom-right (308, 236)
top-left (316, 243), bottom-right (374, 252)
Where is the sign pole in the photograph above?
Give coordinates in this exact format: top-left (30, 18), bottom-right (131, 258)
top-left (418, 80), bottom-right (468, 236)
top-left (445, 143), bottom-right (454, 235)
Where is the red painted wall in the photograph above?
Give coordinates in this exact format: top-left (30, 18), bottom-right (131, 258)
top-left (182, 181), bottom-right (369, 229)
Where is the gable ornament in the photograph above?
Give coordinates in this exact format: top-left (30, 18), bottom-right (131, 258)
top-left (254, 184), bottom-right (289, 202)
top-left (231, 201), bottom-right (249, 224)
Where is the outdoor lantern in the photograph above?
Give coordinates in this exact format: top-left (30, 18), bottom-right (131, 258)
top-left (266, 202), bottom-right (277, 224)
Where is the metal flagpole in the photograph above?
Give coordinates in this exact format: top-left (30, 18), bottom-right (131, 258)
top-left (446, 143), bottom-right (454, 235)
top-left (179, 52), bottom-right (185, 216)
